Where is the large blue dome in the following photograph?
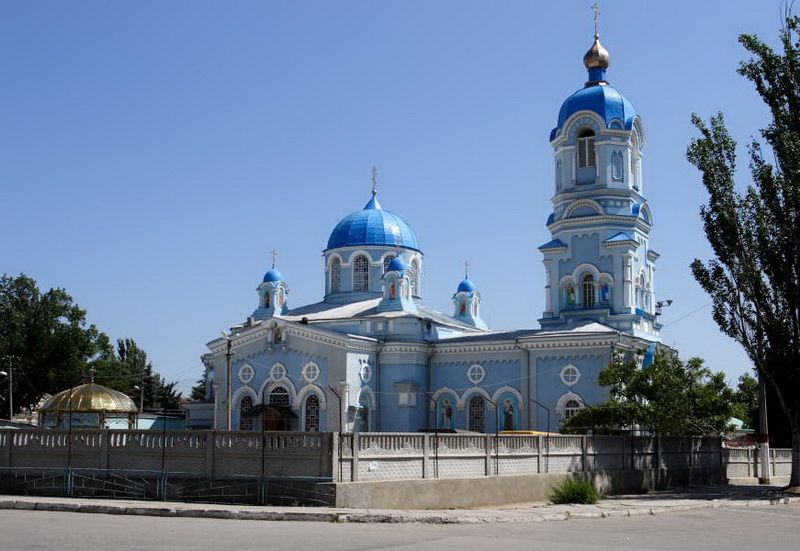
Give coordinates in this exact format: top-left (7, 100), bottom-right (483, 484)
top-left (326, 195), bottom-right (422, 252)
top-left (550, 84), bottom-right (636, 141)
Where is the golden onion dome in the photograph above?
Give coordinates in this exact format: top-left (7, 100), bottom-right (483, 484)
top-left (39, 383), bottom-right (138, 413)
top-left (583, 33), bottom-right (610, 70)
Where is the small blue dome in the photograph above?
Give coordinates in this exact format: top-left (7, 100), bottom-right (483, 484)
top-left (387, 256), bottom-right (407, 273)
top-left (457, 278), bottom-right (476, 293)
top-left (263, 268), bottom-right (283, 282)
top-left (550, 84), bottom-right (636, 141)
top-left (327, 195), bottom-right (422, 252)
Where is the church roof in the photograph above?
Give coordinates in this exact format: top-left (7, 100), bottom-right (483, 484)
top-left (39, 383), bottom-right (138, 413)
top-left (263, 268), bottom-right (284, 282)
top-left (456, 278), bottom-right (476, 293)
top-left (326, 194), bottom-right (422, 252)
top-left (538, 238), bottom-right (567, 251)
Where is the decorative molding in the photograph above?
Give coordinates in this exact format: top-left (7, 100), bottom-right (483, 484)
top-left (491, 385), bottom-right (524, 408)
top-left (295, 384), bottom-right (328, 410)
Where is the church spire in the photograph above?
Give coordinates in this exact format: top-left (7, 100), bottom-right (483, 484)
top-left (583, 3), bottom-right (610, 86)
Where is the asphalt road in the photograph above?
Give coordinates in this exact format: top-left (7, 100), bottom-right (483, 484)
top-left (0, 506), bottom-right (798, 551)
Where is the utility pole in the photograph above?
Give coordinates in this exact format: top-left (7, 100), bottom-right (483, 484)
top-left (758, 375), bottom-right (771, 484)
top-left (221, 331), bottom-right (233, 431)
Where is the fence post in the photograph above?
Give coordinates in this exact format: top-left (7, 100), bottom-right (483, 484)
top-left (770, 448), bottom-right (775, 477)
top-left (422, 433), bottom-right (430, 479)
top-left (656, 436), bottom-right (663, 469)
top-left (205, 431), bottom-right (215, 479)
top-left (351, 432), bottom-right (359, 482)
top-left (100, 429), bottom-right (110, 470)
top-left (581, 435), bottom-right (588, 472)
top-left (485, 434), bottom-right (491, 476)
top-left (537, 435), bottom-right (543, 474)
top-left (330, 432), bottom-right (339, 482)
top-left (2, 431), bottom-right (12, 468)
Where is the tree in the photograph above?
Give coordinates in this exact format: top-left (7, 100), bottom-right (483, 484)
top-left (686, 14), bottom-right (800, 487)
top-left (0, 274), bottom-right (182, 414)
top-left (190, 372), bottom-right (208, 401)
top-left (0, 274), bottom-right (112, 413)
top-left (563, 352), bottom-right (735, 436)
top-left (731, 373), bottom-right (759, 430)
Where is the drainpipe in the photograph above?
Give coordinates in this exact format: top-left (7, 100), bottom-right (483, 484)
top-left (375, 339), bottom-right (383, 431)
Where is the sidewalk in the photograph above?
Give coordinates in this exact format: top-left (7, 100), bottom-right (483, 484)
top-left (0, 485), bottom-right (797, 524)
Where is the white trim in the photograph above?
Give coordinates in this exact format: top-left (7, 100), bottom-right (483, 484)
top-left (301, 361), bottom-right (320, 383)
top-left (345, 249), bottom-right (373, 267)
top-left (356, 386), bottom-right (377, 411)
top-left (430, 387), bottom-right (460, 411)
top-left (459, 386), bottom-right (493, 411)
top-left (555, 392), bottom-right (585, 419)
top-left (259, 377), bottom-right (298, 408)
top-left (491, 386), bottom-right (524, 408)
top-left (560, 364), bottom-right (581, 386)
top-left (563, 199), bottom-right (604, 219)
top-left (232, 385), bottom-right (258, 405)
top-left (466, 364), bottom-right (486, 385)
top-left (295, 384), bottom-right (328, 410)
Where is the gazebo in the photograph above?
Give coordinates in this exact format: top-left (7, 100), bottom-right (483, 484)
top-left (38, 383), bottom-right (139, 429)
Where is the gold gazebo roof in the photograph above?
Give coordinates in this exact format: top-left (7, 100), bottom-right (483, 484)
top-left (39, 383), bottom-right (138, 414)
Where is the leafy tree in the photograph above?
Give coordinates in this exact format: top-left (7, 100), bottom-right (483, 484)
top-left (563, 352), bottom-right (735, 436)
top-left (0, 274), bottom-right (112, 413)
top-left (731, 373), bottom-right (759, 430)
top-left (0, 274), bottom-right (181, 414)
top-left (686, 14), bottom-right (800, 486)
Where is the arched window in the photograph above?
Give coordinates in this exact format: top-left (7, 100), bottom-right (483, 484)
top-left (556, 160), bottom-right (563, 191)
top-left (353, 255), bottom-right (370, 291)
top-left (636, 274), bottom-right (646, 308)
top-left (577, 128), bottom-right (596, 168)
top-left (269, 386), bottom-right (290, 407)
top-left (468, 396), bottom-right (485, 432)
top-left (611, 151), bottom-right (623, 181)
top-left (356, 394), bottom-right (370, 432)
top-left (409, 259), bottom-right (419, 296)
top-left (582, 274), bottom-right (595, 309)
top-left (564, 399), bottom-right (582, 419)
top-left (330, 257), bottom-right (341, 293)
top-left (264, 292), bottom-right (270, 309)
top-left (383, 255), bottom-right (395, 273)
top-left (304, 395), bottom-right (320, 432)
top-left (239, 396), bottom-right (253, 431)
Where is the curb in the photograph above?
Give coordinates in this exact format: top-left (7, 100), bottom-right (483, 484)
top-left (0, 496), bottom-right (798, 524)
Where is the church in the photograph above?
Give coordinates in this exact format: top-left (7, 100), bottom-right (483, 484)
top-left (186, 29), bottom-right (663, 434)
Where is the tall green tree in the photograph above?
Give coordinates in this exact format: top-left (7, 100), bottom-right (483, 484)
top-left (563, 352), bottom-right (735, 436)
top-left (0, 274), bottom-right (111, 413)
top-left (687, 14), bottom-right (800, 486)
top-left (0, 274), bottom-right (182, 414)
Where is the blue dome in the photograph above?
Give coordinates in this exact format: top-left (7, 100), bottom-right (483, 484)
top-left (263, 268), bottom-right (283, 282)
top-left (550, 84), bottom-right (636, 141)
top-left (326, 195), bottom-right (422, 252)
top-left (387, 256), bottom-right (407, 272)
top-left (457, 278), bottom-right (476, 293)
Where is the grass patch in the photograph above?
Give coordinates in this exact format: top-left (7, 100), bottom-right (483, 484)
top-left (549, 477), bottom-right (600, 504)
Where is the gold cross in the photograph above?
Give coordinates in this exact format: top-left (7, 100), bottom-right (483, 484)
top-left (464, 260), bottom-right (469, 278)
top-left (592, 2), bottom-right (600, 36)
top-left (271, 249), bottom-right (278, 268)
top-left (371, 165), bottom-right (378, 196)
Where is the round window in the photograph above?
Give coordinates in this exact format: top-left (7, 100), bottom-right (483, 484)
top-left (238, 364), bottom-right (254, 384)
top-left (302, 362), bottom-right (320, 383)
top-left (467, 364), bottom-right (485, 385)
top-left (270, 363), bottom-right (287, 381)
top-left (359, 363), bottom-right (372, 383)
top-left (560, 365), bottom-right (580, 386)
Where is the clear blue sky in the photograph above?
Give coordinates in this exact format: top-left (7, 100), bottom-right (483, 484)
top-left (0, 1), bottom-right (782, 393)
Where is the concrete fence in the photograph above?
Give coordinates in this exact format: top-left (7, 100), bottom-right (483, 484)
top-left (336, 433), bottom-right (724, 482)
top-left (724, 447), bottom-right (793, 479)
top-left (0, 429), bottom-right (335, 479)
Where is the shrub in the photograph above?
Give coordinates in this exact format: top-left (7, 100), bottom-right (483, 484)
top-left (549, 477), bottom-right (599, 504)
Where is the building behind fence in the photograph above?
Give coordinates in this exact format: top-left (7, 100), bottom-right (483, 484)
top-left (0, 429), bottom-right (791, 506)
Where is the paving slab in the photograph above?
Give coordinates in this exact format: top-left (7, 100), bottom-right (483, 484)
top-left (0, 484), bottom-right (797, 524)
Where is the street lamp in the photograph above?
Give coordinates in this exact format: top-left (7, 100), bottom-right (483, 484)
top-left (221, 330), bottom-right (233, 431)
top-left (654, 299), bottom-right (673, 316)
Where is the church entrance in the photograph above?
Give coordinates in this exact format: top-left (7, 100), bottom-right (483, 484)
top-left (262, 406), bottom-right (293, 431)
